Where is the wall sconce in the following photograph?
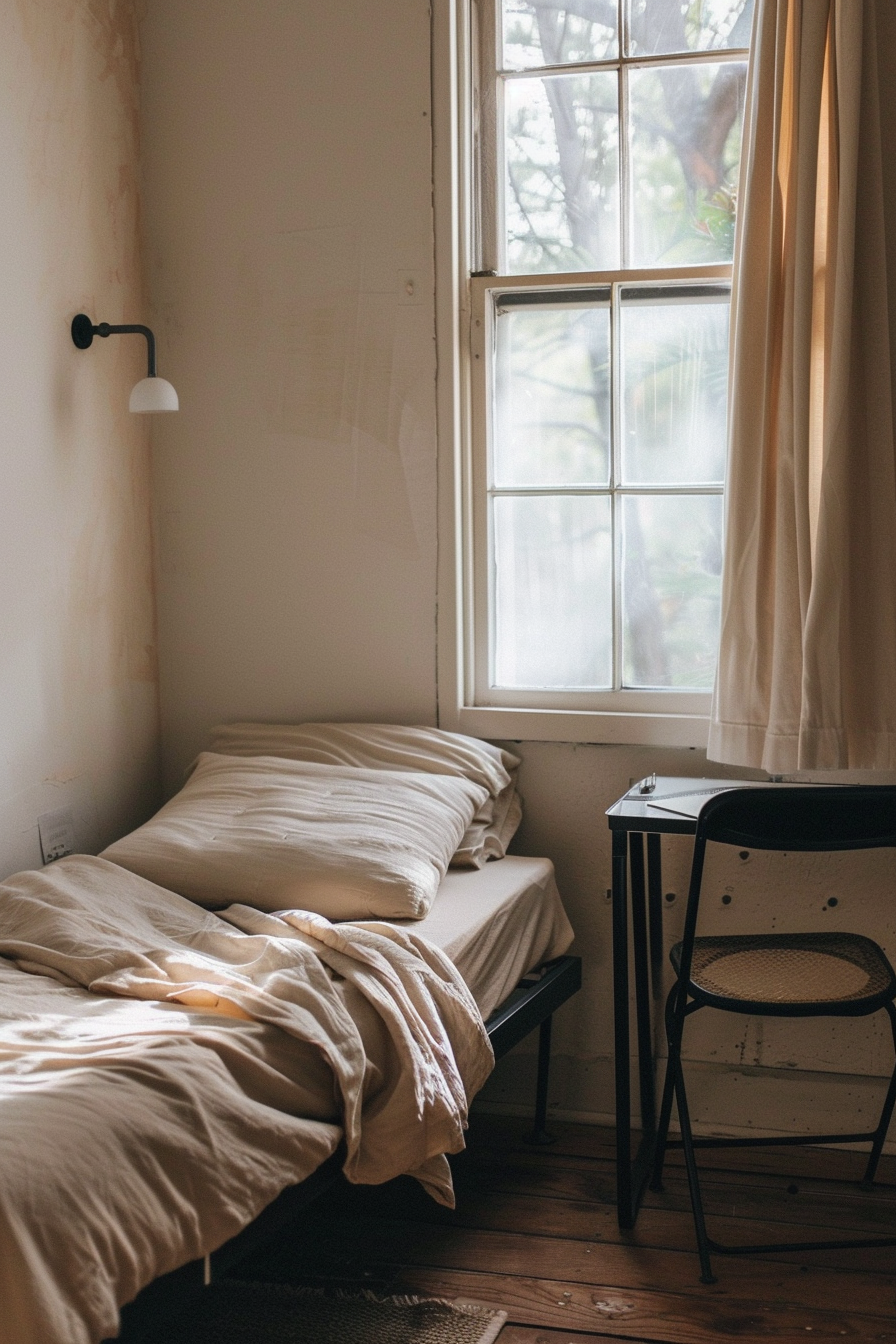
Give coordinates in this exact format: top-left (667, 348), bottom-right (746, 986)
top-left (71, 314), bottom-right (179, 413)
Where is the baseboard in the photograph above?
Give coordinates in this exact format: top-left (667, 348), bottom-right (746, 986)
top-left (473, 1051), bottom-right (896, 1154)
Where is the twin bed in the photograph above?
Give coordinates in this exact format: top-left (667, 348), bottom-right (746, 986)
top-left (0, 724), bottom-right (578, 1344)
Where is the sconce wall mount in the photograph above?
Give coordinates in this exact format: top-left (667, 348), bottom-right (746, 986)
top-left (71, 313), bottom-right (179, 413)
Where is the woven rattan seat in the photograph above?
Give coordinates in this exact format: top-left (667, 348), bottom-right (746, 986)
top-left (651, 786), bottom-right (896, 1284)
top-left (672, 932), bottom-right (895, 1012)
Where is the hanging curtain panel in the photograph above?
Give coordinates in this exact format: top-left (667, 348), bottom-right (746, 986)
top-left (708, 0), bottom-right (896, 771)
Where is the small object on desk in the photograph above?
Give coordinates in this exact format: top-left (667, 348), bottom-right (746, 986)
top-left (638, 774), bottom-right (656, 795)
top-left (646, 791), bottom-right (725, 819)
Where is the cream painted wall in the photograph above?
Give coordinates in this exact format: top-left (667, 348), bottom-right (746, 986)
top-left (140, 0), bottom-right (439, 783)
top-left (0, 1), bottom-right (160, 877)
top-left (141, 0), bottom-right (896, 1138)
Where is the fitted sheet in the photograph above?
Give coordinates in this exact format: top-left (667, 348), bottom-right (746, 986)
top-left (389, 855), bottom-right (575, 1019)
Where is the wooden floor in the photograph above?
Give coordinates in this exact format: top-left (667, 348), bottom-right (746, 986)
top-left (226, 1115), bottom-right (896, 1344)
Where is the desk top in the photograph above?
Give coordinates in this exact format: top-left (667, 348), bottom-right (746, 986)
top-left (606, 776), bottom-right (776, 833)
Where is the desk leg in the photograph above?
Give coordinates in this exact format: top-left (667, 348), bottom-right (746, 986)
top-left (629, 834), bottom-right (656, 1137)
top-left (613, 829), bottom-right (662, 1229)
top-left (647, 832), bottom-right (664, 1000)
top-left (611, 828), bottom-right (633, 1224)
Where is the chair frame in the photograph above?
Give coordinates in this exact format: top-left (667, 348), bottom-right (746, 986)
top-left (649, 785), bottom-right (896, 1283)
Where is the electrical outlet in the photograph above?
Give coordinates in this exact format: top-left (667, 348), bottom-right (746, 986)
top-left (38, 807), bottom-right (75, 864)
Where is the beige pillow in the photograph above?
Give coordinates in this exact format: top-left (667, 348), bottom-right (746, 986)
top-left (451, 785), bottom-right (523, 868)
top-left (204, 722), bottom-right (522, 868)
top-left (102, 753), bottom-right (489, 920)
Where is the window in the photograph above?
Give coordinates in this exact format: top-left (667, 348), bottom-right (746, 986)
top-left (448, 0), bottom-right (753, 744)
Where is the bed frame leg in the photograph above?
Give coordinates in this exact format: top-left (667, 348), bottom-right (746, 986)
top-left (203, 1254), bottom-right (212, 1286)
top-left (524, 1014), bottom-right (556, 1145)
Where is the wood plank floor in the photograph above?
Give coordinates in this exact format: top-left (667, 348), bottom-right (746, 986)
top-left (227, 1115), bottom-right (896, 1344)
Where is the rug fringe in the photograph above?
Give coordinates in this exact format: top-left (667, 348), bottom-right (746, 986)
top-left (223, 1281), bottom-right (507, 1340)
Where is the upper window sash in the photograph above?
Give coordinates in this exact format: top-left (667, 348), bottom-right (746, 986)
top-left (474, 0), bottom-right (751, 276)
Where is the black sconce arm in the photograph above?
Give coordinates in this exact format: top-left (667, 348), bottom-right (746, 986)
top-left (71, 314), bottom-right (157, 377)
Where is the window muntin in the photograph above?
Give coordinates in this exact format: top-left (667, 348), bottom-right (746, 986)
top-left (468, 0), bottom-right (752, 724)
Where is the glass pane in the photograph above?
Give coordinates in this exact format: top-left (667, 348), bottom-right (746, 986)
top-left (502, 0), bottom-right (617, 71)
top-left (505, 72), bottom-right (619, 274)
top-left (621, 292), bottom-right (729, 484)
top-left (494, 301), bottom-right (611, 487)
top-left (628, 61), bottom-right (746, 266)
top-left (621, 494), bottom-right (722, 689)
top-left (627, 0), bottom-right (754, 56)
top-left (493, 494), bottom-right (613, 688)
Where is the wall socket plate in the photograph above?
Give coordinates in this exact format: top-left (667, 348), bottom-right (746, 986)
top-left (38, 806), bottom-right (76, 864)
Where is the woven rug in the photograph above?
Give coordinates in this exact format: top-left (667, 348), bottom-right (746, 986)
top-left (141, 1280), bottom-right (507, 1344)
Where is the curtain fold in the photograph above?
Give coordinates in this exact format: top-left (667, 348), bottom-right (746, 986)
top-left (707, 0), bottom-right (896, 772)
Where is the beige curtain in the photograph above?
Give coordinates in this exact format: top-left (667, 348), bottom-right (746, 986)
top-left (707, 0), bottom-right (896, 772)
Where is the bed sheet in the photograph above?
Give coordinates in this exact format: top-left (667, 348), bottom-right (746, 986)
top-left (390, 855), bottom-right (574, 1018)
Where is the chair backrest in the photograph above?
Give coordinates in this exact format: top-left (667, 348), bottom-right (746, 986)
top-left (696, 786), bottom-right (896, 853)
top-left (676, 787), bottom-right (896, 986)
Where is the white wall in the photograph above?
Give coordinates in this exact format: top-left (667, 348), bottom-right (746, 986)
top-left (141, 0), bottom-right (896, 1139)
top-left (141, 0), bottom-right (440, 782)
top-left (0, 1), bottom-right (160, 876)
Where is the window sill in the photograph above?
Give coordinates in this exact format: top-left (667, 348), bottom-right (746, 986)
top-left (443, 703), bottom-right (711, 748)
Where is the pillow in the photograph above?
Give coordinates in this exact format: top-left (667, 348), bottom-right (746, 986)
top-left (204, 722), bottom-right (522, 868)
top-left (102, 752), bottom-right (489, 920)
top-left (451, 783), bottom-right (523, 869)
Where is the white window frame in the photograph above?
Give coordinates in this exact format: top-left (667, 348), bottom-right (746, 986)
top-left (433, 0), bottom-right (740, 746)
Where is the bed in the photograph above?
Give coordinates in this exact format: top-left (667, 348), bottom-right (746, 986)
top-left (0, 725), bottom-right (579, 1344)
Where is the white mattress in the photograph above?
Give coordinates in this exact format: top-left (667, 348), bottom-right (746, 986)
top-left (387, 855), bottom-right (574, 1018)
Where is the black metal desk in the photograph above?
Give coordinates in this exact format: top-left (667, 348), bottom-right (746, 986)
top-left (606, 776), bottom-right (759, 1228)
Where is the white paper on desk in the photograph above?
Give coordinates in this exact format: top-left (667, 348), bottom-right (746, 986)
top-left (645, 780), bottom-right (779, 819)
top-left (646, 793), bottom-right (720, 819)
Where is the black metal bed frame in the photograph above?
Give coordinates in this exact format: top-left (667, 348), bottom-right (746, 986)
top-left (115, 952), bottom-right (582, 1330)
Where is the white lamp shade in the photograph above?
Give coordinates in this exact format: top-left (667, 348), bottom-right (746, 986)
top-left (129, 376), bottom-right (179, 413)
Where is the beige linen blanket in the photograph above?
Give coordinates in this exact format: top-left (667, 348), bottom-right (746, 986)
top-left (0, 856), bottom-right (493, 1344)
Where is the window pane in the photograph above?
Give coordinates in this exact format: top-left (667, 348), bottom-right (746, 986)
top-left (502, 0), bottom-right (617, 71)
top-left (621, 291), bottom-right (729, 484)
top-left (621, 494), bottom-right (722, 688)
top-left (493, 494), bottom-right (613, 688)
top-left (494, 300), bottom-right (611, 487)
top-left (627, 0), bottom-right (754, 56)
top-left (628, 61), bottom-right (746, 267)
top-left (505, 72), bottom-right (619, 274)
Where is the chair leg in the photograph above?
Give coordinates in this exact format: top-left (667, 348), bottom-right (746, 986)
top-left (863, 1002), bottom-right (896, 1186)
top-left (671, 1043), bottom-right (716, 1285)
top-left (650, 986), bottom-right (682, 1192)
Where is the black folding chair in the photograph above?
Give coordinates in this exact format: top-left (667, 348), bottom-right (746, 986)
top-left (650, 786), bottom-right (896, 1283)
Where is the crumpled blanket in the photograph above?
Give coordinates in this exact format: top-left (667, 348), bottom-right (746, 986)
top-left (0, 856), bottom-right (494, 1206)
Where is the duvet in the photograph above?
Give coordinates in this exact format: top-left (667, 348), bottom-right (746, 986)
top-left (0, 856), bottom-right (493, 1344)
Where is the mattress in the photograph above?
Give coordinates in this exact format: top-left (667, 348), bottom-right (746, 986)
top-left (388, 855), bottom-right (574, 1018)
